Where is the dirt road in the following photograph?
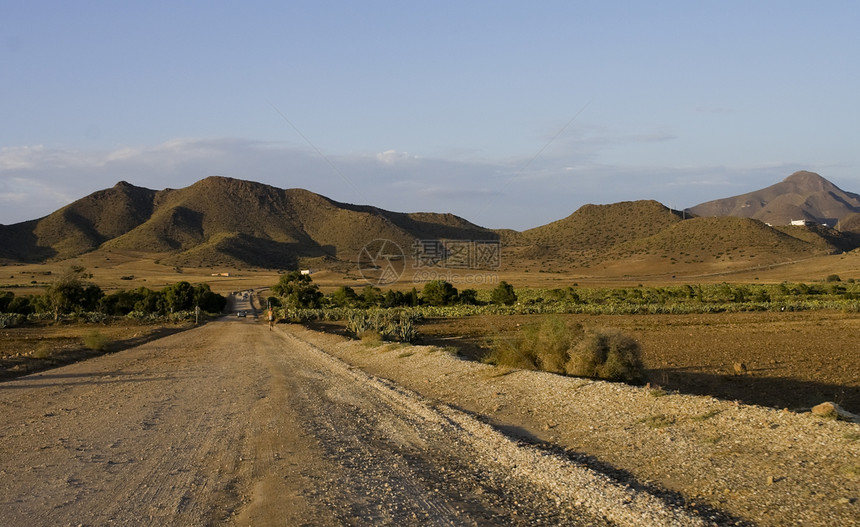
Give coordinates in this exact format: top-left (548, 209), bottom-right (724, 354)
top-left (0, 314), bottom-right (713, 526)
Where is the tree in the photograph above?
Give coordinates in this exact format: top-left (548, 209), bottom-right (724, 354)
top-left (0, 291), bottom-right (13, 312)
top-left (194, 283), bottom-right (227, 313)
top-left (490, 281), bottom-right (517, 305)
top-left (272, 271), bottom-right (323, 308)
top-left (42, 267), bottom-right (102, 320)
top-left (163, 281), bottom-right (195, 313)
top-left (330, 286), bottom-right (359, 307)
top-left (8, 296), bottom-right (34, 315)
top-left (421, 280), bottom-right (458, 306)
top-left (458, 288), bottom-right (479, 305)
top-left (360, 285), bottom-right (382, 307)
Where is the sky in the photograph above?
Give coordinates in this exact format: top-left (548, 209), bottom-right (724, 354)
top-left (2, 1), bottom-right (859, 230)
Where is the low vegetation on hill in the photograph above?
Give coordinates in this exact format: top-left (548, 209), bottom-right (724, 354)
top-left (607, 216), bottom-right (832, 266)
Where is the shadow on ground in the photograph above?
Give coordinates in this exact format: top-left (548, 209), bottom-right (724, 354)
top-left (0, 325), bottom-right (194, 382)
top-left (646, 367), bottom-right (860, 413)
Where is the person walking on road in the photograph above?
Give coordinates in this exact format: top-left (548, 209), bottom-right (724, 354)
top-left (268, 308), bottom-right (275, 331)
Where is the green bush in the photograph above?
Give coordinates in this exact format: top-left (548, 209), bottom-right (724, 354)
top-left (490, 281), bottom-right (518, 305)
top-left (566, 329), bottom-right (643, 383)
top-left (83, 330), bottom-right (111, 351)
top-left (421, 280), bottom-right (458, 306)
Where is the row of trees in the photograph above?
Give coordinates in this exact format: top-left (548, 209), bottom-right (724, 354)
top-left (1, 268), bottom-right (226, 319)
top-left (270, 271), bottom-right (518, 309)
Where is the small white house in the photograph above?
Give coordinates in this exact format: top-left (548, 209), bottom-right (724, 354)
top-left (790, 219), bottom-right (814, 226)
top-left (300, 269), bottom-right (312, 275)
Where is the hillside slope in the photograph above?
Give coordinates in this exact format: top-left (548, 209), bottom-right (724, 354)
top-left (0, 176), bottom-right (497, 268)
top-left (0, 181), bottom-right (156, 262)
top-left (689, 171), bottom-right (860, 227)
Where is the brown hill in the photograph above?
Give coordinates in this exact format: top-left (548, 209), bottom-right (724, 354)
top-left (0, 177), bottom-right (497, 268)
top-left (606, 216), bottom-right (838, 270)
top-left (3, 173), bottom-right (858, 273)
top-left (501, 201), bottom-right (684, 268)
top-left (689, 171), bottom-right (860, 227)
top-left (523, 200), bottom-right (683, 249)
top-left (0, 181), bottom-right (156, 262)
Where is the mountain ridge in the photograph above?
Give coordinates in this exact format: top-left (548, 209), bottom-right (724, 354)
top-left (1, 172), bottom-right (856, 271)
top-left (688, 170), bottom-right (860, 227)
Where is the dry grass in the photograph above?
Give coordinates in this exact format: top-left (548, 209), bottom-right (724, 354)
top-left (639, 414), bottom-right (675, 429)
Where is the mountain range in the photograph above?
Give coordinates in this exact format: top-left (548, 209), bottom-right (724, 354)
top-left (1, 171), bottom-right (858, 272)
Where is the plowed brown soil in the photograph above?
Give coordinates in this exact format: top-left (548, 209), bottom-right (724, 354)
top-left (414, 311), bottom-right (860, 413)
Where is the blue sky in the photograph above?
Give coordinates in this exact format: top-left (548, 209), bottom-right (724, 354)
top-left (2, 1), bottom-right (859, 229)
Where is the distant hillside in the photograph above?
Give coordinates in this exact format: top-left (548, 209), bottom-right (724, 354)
top-left (689, 171), bottom-right (860, 227)
top-left (0, 181), bottom-right (157, 262)
top-left (0, 177), bottom-right (497, 267)
top-left (606, 216), bottom-right (839, 269)
top-left (500, 201), bottom-right (685, 268)
top-left (2, 172), bottom-right (858, 272)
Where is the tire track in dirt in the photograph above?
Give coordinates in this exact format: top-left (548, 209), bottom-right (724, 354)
top-left (1, 318), bottom-right (711, 526)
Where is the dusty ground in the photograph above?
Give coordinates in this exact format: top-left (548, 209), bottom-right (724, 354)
top-left (1, 309), bottom-right (857, 525)
top-left (0, 321), bottom-right (195, 380)
top-left (1, 313), bottom-right (719, 526)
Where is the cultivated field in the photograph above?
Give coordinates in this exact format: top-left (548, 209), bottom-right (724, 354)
top-left (417, 311), bottom-right (860, 414)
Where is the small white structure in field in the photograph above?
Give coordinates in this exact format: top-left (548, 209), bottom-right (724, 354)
top-left (790, 219), bottom-right (814, 226)
top-left (300, 269), bottom-right (312, 275)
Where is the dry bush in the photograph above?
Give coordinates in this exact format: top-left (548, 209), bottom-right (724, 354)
top-left (484, 335), bottom-right (537, 370)
top-left (528, 317), bottom-right (580, 373)
top-left (83, 330), bottom-right (111, 351)
top-left (565, 329), bottom-right (643, 384)
top-left (31, 342), bottom-right (55, 360)
top-left (358, 330), bottom-right (383, 347)
top-left (485, 317), bottom-right (581, 373)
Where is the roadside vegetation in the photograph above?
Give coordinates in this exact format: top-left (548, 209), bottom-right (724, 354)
top-left (484, 317), bottom-right (644, 383)
top-left (267, 272), bottom-right (860, 385)
top-left (269, 273), bottom-right (860, 324)
top-left (0, 266), bottom-right (227, 328)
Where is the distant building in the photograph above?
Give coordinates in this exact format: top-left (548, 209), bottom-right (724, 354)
top-left (300, 269), bottom-right (312, 275)
top-left (790, 219), bottom-right (815, 226)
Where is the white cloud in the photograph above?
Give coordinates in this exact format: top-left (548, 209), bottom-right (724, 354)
top-left (375, 149), bottom-right (416, 164)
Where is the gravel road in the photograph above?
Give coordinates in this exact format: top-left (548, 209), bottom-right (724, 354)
top-left (0, 314), bottom-right (721, 526)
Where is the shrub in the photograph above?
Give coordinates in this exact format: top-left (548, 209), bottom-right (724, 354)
top-left (421, 280), bottom-right (458, 306)
top-left (490, 281), bottom-right (518, 305)
top-left (485, 317), bottom-right (580, 373)
top-left (826, 274), bottom-right (842, 283)
top-left (0, 313), bottom-right (23, 328)
top-left (527, 316), bottom-right (578, 373)
top-left (566, 329), bottom-right (643, 384)
top-left (484, 336), bottom-right (537, 370)
top-left (83, 331), bottom-right (111, 351)
top-left (359, 330), bottom-right (383, 346)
